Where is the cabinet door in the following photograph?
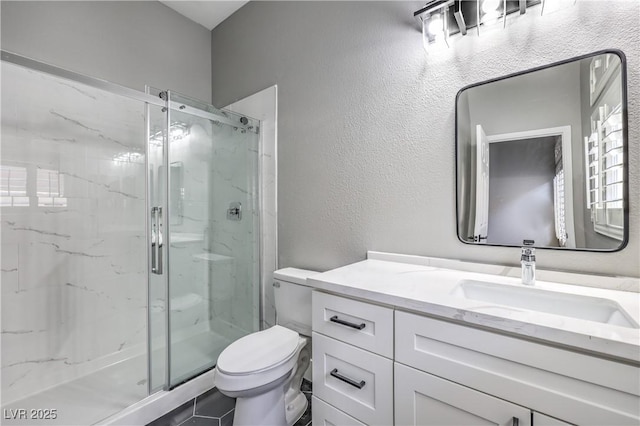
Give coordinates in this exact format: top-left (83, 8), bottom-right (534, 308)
top-left (533, 412), bottom-right (574, 426)
top-left (395, 363), bottom-right (531, 426)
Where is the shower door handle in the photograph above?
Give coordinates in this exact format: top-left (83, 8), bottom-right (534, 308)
top-left (151, 207), bottom-right (164, 274)
top-left (156, 207), bottom-right (163, 274)
top-left (151, 207), bottom-right (157, 273)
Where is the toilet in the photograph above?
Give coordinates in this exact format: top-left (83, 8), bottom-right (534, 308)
top-left (214, 268), bottom-right (318, 426)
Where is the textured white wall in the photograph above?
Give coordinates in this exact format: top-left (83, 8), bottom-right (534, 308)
top-left (210, 1), bottom-right (640, 278)
top-left (1, 1), bottom-right (212, 101)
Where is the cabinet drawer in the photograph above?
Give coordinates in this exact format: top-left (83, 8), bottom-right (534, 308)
top-left (395, 362), bottom-right (531, 426)
top-left (312, 291), bottom-right (393, 357)
top-left (312, 396), bottom-right (366, 426)
top-left (312, 332), bottom-right (393, 426)
top-left (395, 310), bottom-right (640, 425)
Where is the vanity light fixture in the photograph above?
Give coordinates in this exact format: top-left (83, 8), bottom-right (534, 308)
top-left (415, 0), bottom-right (455, 50)
top-left (477, 0), bottom-right (507, 32)
top-left (414, 0), bottom-right (577, 48)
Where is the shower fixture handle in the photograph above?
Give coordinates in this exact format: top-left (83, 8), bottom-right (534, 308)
top-left (227, 202), bottom-right (242, 221)
top-left (151, 207), bottom-right (164, 275)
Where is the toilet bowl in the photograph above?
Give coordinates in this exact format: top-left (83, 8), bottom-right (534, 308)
top-left (214, 268), bottom-right (317, 426)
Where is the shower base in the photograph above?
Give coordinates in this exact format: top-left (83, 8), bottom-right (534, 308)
top-left (2, 330), bottom-right (233, 426)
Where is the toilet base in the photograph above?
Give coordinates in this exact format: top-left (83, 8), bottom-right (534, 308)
top-left (284, 340), bottom-right (310, 425)
top-left (234, 385), bottom-right (287, 426)
top-left (230, 366), bottom-right (309, 426)
top-left (284, 389), bottom-right (308, 425)
top-left (217, 335), bottom-right (311, 426)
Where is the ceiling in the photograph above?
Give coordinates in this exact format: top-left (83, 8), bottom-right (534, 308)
top-left (159, 1), bottom-right (249, 31)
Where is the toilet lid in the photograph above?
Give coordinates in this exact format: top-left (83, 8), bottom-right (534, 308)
top-left (217, 325), bottom-right (300, 375)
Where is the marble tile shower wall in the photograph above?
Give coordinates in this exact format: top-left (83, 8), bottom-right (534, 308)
top-left (207, 121), bottom-right (260, 338)
top-left (157, 113), bottom-right (260, 349)
top-left (0, 63), bottom-right (147, 404)
top-left (161, 129), bottom-right (221, 384)
top-left (166, 122), bottom-right (215, 339)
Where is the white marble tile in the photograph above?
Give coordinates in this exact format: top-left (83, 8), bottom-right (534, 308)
top-left (225, 85), bottom-right (278, 330)
top-left (1, 61), bottom-right (148, 405)
top-left (1, 244), bottom-right (20, 294)
top-left (2, 203), bottom-right (100, 243)
top-left (2, 286), bottom-right (147, 403)
top-left (2, 352), bottom-right (147, 425)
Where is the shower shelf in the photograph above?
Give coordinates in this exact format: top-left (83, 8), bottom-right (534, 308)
top-left (193, 253), bottom-right (234, 263)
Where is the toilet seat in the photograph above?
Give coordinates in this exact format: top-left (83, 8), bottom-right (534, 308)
top-left (215, 326), bottom-right (306, 393)
top-left (217, 325), bottom-right (300, 375)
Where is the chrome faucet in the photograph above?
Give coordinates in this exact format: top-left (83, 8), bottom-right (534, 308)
top-left (521, 240), bottom-right (536, 286)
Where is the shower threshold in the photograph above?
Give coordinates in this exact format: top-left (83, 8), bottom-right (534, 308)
top-left (1, 330), bottom-right (233, 426)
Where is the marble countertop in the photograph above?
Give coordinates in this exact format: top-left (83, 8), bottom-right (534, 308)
top-left (307, 252), bottom-right (640, 364)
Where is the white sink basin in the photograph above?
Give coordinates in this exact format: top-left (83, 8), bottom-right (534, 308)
top-left (452, 279), bottom-right (638, 329)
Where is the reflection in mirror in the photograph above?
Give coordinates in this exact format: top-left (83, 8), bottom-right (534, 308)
top-left (169, 162), bottom-right (184, 226)
top-left (456, 50), bottom-right (627, 251)
top-left (156, 161), bottom-right (184, 226)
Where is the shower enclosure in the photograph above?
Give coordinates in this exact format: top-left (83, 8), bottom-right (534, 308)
top-left (1, 51), bottom-right (261, 425)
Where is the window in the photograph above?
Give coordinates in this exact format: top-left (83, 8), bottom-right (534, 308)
top-left (0, 165), bottom-right (29, 207)
top-left (37, 168), bottom-right (67, 207)
top-left (585, 96), bottom-right (624, 240)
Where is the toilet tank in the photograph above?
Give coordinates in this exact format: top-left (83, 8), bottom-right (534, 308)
top-left (273, 268), bottom-right (319, 336)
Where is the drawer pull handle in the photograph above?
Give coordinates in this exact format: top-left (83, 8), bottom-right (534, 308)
top-left (330, 315), bottom-right (366, 330)
top-left (512, 417), bottom-right (519, 426)
top-left (330, 368), bottom-right (366, 389)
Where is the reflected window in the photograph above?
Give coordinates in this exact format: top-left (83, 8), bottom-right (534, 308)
top-left (554, 170), bottom-right (567, 247)
top-left (37, 168), bottom-right (67, 207)
top-left (0, 165), bottom-right (29, 207)
top-left (585, 61), bottom-right (624, 241)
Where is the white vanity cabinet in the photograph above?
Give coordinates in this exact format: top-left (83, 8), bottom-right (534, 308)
top-left (311, 290), bottom-right (640, 426)
top-left (395, 362), bottom-right (531, 426)
top-left (395, 310), bottom-right (640, 426)
top-left (311, 291), bottom-right (394, 426)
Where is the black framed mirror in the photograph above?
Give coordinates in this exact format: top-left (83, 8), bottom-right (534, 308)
top-left (456, 50), bottom-right (628, 251)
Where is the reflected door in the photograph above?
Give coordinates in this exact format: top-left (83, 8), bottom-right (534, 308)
top-left (474, 124), bottom-right (490, 242)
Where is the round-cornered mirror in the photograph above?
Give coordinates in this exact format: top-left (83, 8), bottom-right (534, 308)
top-left (456, 50), bottom-right (628, 251)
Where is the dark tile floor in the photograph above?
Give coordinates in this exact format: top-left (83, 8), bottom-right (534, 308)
top-left (147, 380), bottom-right (312, 426)
top-left (296, 379), bottom-right (313, 426)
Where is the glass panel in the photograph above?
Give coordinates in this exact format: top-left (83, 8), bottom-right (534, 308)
top-left (167, 92), bottom-right (260, 387)
top-left (146, 87), bottom-right (169, 393)
top-left (1, 61), bottom-right (148, 425)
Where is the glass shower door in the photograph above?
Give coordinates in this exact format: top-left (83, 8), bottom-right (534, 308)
top-left (1, 55), bottom-right (149, 426)
top-left (163, 92), bottom-right (260, 387)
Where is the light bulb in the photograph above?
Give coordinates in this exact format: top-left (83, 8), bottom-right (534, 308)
top-left (482, 11), bottom-right (500, 24)
top-left (427, 13), bottom-right (444, 36)
top-left (482, 0), bottom-right (501, 14)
